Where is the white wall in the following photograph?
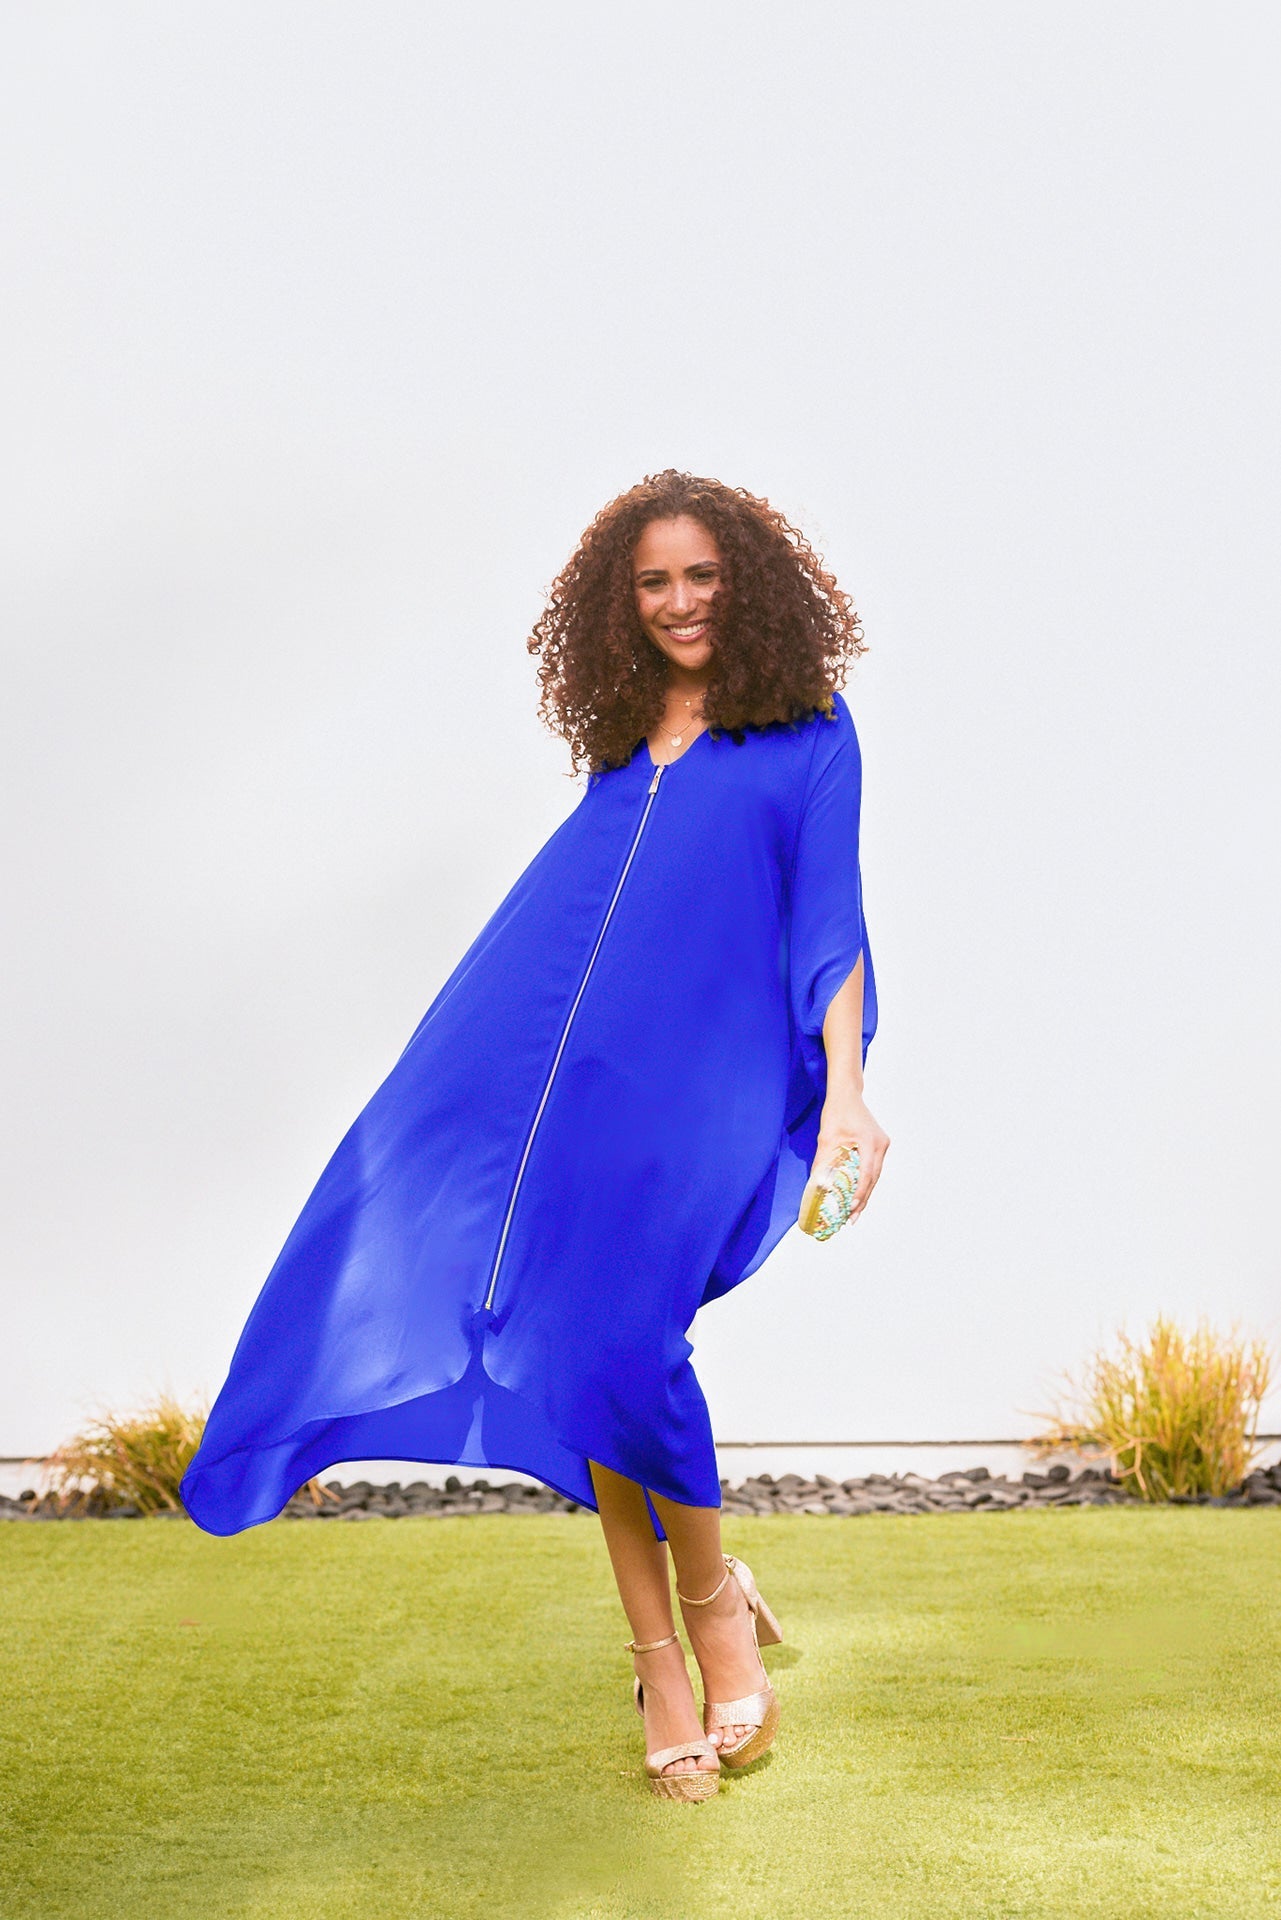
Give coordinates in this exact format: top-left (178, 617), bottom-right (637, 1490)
top-left (3, 3), bottom-right (1278, 1453)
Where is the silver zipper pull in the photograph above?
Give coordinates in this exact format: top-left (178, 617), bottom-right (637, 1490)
top-left (647, 764), bottom-right (663, 796)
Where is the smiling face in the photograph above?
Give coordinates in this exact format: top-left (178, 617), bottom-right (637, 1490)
top-left (632, 515), bottom-right (724, 677)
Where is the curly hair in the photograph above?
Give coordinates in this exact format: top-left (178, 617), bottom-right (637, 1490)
top-left (527, 469), bottom-right (866, 775)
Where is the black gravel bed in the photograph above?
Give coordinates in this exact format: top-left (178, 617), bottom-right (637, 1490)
top-left (5, 1459), bottom-right (1280, 1520)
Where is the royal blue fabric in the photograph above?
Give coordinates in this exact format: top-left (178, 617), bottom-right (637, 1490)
top-left (181, 692), bottom-right (877, 1535)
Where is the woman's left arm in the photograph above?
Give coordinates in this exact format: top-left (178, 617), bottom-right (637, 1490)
top-left (814, 952), bottom-right (891, 1220)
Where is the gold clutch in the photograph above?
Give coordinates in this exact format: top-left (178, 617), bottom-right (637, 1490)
top-left (798, 1144), bottom-right (862, 1240)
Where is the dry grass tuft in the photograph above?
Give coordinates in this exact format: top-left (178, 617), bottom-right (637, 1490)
top-left (1033, 1317), bottom-right (1274, 1501)
top-left (42, 1392), bottom-right (337, 1515)
top-left (44, 1391), bottom-right (210, 1514)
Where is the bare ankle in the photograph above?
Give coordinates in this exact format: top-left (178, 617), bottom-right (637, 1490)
top-left (675, 1553), bottom-right (733, 1612)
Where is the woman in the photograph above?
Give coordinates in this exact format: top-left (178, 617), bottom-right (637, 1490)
top-left (181, 469), bottom-right (890, 1802)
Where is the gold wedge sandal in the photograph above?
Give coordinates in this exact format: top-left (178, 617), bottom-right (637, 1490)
top-left (627, 1630), bottom-right (721, 1802)
top-left (677, 1554), bottom-right (783, 1769)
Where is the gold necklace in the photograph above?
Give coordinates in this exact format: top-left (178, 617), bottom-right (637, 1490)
top-left (659, 696), bottom-right (706, 748)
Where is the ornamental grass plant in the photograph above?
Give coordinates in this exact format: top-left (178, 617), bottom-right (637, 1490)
top-left (1033, 1316), bottom-right (1274, 1501)
top-left (43, 1391), bottom-right (211, 1514)
top-left (43, 1392), bottom-right (339, 1516)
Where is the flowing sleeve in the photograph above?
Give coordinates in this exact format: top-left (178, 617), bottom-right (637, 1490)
top-left (700, 695), bottom-right (878, 1303)
top-left (787, 696), bottom-right (878, 1119)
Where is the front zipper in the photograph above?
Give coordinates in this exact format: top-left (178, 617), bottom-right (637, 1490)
top-left (481, 760), bottom-right (666, 1313)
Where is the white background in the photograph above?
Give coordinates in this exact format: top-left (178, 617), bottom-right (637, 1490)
top-left (3, 4), bottom-right (1278, 1456)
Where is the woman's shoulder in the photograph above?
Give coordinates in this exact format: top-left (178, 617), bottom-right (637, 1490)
top-left (805, 686), bottom-right (858, 757)
top-left (755, 689), bottom-right (853, 755)
top-left (792, 687), bottom-right (862, 806)
top-left (818, 687), bottom-right (854, 735)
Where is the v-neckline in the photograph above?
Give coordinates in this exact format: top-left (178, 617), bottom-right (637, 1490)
top-left (641, 726), bottom-right (712, 772)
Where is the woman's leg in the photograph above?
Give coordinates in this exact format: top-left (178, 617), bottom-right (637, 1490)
top-left (648, 1490), bottom-right (769, 1752)
top-left (588, 1461), bottom-right (716, 1778)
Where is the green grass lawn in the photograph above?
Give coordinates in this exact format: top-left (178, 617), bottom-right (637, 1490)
top-left (1, 1512), bottom-right (1278, 1920)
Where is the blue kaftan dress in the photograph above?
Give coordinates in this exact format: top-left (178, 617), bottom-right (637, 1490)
top-left (181, 691), bottom-right (877, 1535)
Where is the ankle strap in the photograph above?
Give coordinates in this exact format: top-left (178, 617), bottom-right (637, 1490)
top-left (625, 1631), bottom-right (679, 1654)
top-left (675, 1561), bottom-right (732, 1608)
